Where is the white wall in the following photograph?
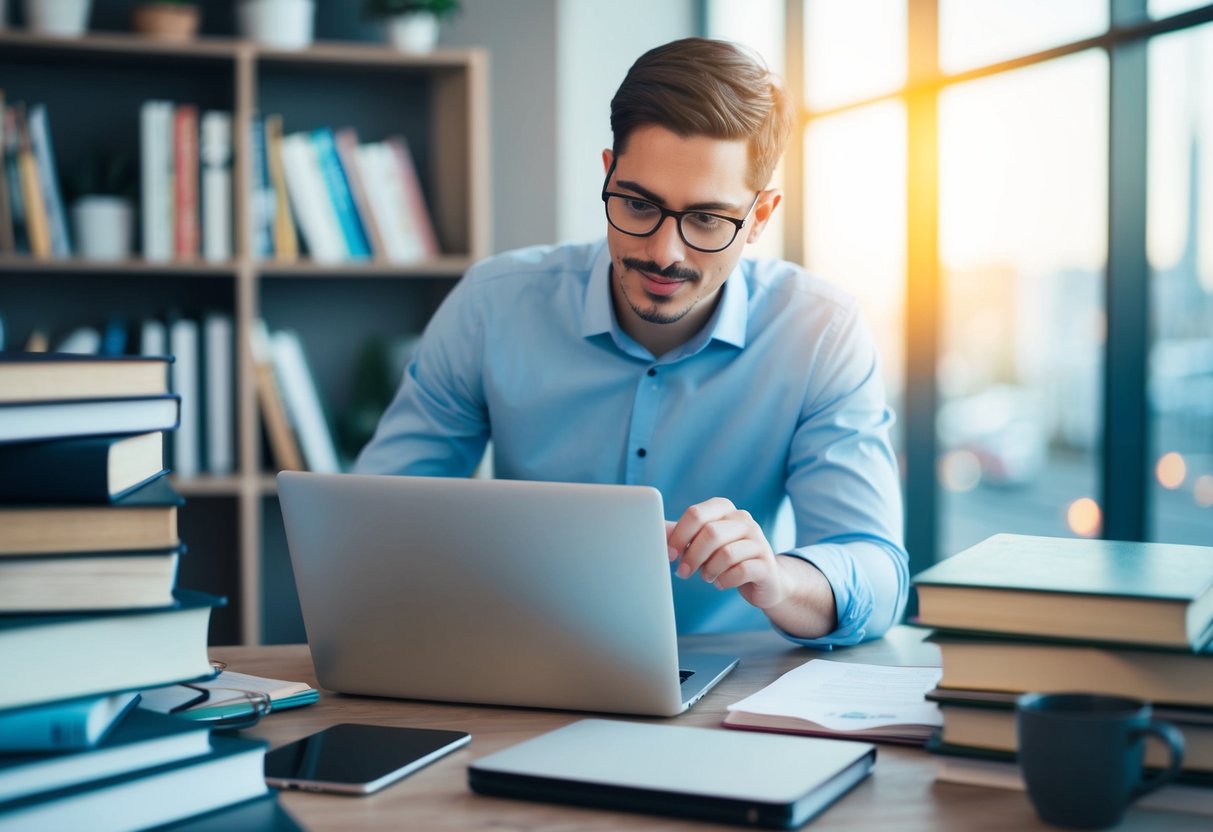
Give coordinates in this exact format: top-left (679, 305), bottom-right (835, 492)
top-left (443, 0), bottom-right (696, 252)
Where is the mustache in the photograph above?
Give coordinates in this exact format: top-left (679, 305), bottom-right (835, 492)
top-left (622, 258), bottom-right (699, 282)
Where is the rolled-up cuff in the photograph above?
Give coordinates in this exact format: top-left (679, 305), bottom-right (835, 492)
top-left (773, 544), bottom-right (874, 648)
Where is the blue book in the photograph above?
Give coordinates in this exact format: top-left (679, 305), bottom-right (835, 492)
top-left (0, 733), bottom-right (268, 832)
top-left (249, 115), bottom-right (273, 258)
top-left (0, 590), bottom-right (224, 712)
top-left (0, 431), bottom-right (167, 502)
top-left (0, 692), bottom-right (139, 752)
top-left (0, 708), bottom-right (210, 803)
top-left (311, 128), bottom-right (372, 259)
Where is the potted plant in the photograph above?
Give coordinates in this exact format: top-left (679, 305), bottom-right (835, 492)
top-left (236, 0), bottom-right (315, 50)
top-left (22, 0), bottom-right (93, 37)
top-left (68, 151), bottom-right (136, 261)
top-left (364, 0), bottom-right (459, 54)
top-left (131, 0), bottom-right (200, 43)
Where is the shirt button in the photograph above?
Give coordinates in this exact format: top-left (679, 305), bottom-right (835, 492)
top-left (637, 448), bottom-right (647, 458)
top-left (647, 367), bottom-right (657, 377)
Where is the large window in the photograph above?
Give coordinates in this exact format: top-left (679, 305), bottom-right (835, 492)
top-left (707, 0), bottom-right (1213, 572)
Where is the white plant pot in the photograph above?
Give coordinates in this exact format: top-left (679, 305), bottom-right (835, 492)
top-left (386, 13), bottom-right (440, 53)
top-left (23, 0), bottom-right (92, 37)
top-left (237, 0), bottom-right (314, 50)
top-left (72, 196), bottom-right (133, 261)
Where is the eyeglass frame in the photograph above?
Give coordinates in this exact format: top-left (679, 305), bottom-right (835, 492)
top-left (600, 158), bottom-right (761, 253)
top-left (168, 659), bottom-right (272, 732)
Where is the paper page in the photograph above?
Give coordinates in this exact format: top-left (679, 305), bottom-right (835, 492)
top-left (727, 660), bottom-right (943, 731)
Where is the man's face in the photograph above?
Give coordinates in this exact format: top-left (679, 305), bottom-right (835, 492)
top-left (602, 125), bottom-right (778, 351)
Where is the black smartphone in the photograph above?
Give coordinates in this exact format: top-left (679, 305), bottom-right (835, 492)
top-left (263, 723), bottom-right (471, 795)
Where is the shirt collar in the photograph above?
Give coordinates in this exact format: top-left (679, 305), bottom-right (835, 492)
top-left (580, 241), bottom-right (750, 353)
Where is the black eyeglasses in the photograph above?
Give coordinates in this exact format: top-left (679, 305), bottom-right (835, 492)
top-left (601, 159), bottom-right (760, 253)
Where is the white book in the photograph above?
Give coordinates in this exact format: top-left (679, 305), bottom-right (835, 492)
top-left (199, 111), bottom-right (232, 262)
top-left (140, 100), bottom-right (174, 262)
top-left (279, 132), bottom-right (347, 263)
top-left (26, 104), bottom-right (71, 258)
top-left (170, 317), bottom-right (200, 478)
top-left (355, 142), bottom-right (424, 263)
top-left (270, 329), bottom-right (339, 473)
top-left (203, 312), bottom-right (234, 475)
top-left (140, 317), bottom-right (167, 357)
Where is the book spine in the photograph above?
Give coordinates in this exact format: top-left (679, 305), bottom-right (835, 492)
top-left (0, 94), bottom-right (14, 255)
top-left (199, 111), bottom-right (232, 263)
top-left (140, 101), bottom-right (174, 261)
top-left (26, 104), bottom-right (71, 257)
top-left (311, 128), bottom-right (371, 260)
top-left (386, 136), bottom-right (440, 258)
top-left (170, 317), bottom-right (200, 478)
top-left (357, 142), bottom-right (418, 263)
top-left (204, 312), bottom-right (234, 475)
top-left (264, 115), bottom-right (298, 262)
top-left (270, 329), bottom-right (340, 473)
top-left (334, 127), bottom-right (386, 261)
top-left (16, 106), bottom-right (51, 259)
top-left (278, 133), bottom-right (345, 263)
top-left (247, 115), bottom-right (274, 260)
top-left (173, 105), bottom-right (200, 259)
top-left (248, 320), bottom-right (304, 472)
top-left (4, 106), bottom-right (29, 254)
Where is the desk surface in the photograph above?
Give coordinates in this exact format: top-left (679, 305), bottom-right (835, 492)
top-left (217, 628), bottom-right (1204, 831)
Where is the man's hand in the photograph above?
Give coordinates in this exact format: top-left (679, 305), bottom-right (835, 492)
top-left (666, 498), bottom-right (838, 638)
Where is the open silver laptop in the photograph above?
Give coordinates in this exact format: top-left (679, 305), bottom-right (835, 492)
top-left (277, 472), bottom-right (739, 717)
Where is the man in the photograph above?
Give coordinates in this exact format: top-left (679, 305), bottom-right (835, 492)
top-left (355, 38), bottom-right (907, 646)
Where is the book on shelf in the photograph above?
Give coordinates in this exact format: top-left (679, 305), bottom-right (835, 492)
top-left (248, 113), bottom-right (275, 260)
top-left (54, 324), bottom-right (101, 354)
top-left (0, 90), bottom-right (14, 255)
top-left (0, 352), bottom-right (171, 403)
top-left (0, 691), bottom-right (139, 753)
top-left (140, 668), bottom-right (319, 720)
top-left (203, 312), bottom-right (234, 476)
top-left (311, 127), bottom-right (372, 260)
top-left (0, 589), bottom-right (222, 711)
top-left (386, 135), bottom-right (440, 258)
top-left (355, 139), bottom-right (434, 264)
top-left (0, 394), bottom-right (181, 444)
top-left (264, 114), bottom-right (298, 262)
top-left (0, 474), bottom-right (182, 555)
top-left (933, 748), bottom-right (1213, 817)
top-left (248, 320), bottom-right (304, 472)
top-left (0, 732), bottom-right (268, 832)
top-left (279, 130), bottom-right (346, 262)
top-left (199, 110), bottom-right (232, 263)
top-left (170, 316), bottom-right (200, 478)
top-left (270, 328), bottom-right (341, 473)
top-left (0, 707), bottom-right (209, 802)
top-left (0, 544), bottom-right (182, 612)
top-left (26, 103), bottom-right (71, 258)
top-left (927, 631), bottom-right (1213, 709)
top-left (140, 99), bottom-right (174, 262)
top-left (174, 104), bottom-right (200, 259)
top-left (723, 659), bottom-right (943, 745)
top-left (0, 431), bottom-right (166, 502)
top-left (15, 103), bottom-right (51, 259)
top-left (912, 533), bottom-right (1213, 650)
top-left (3, 104), bottom-right (27, 255)
top-left (334, 127), bottom-right (385, 261)
top-left (927, 689), bottom-right (1213, 774)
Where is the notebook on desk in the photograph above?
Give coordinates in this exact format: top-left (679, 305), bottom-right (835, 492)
top-left (277, 472), bottom-right (739, 717)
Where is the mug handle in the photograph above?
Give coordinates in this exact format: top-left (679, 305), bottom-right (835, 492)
top-left (1132, 720), bottom-right (1186, 798)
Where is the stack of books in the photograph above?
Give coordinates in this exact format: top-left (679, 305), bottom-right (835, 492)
top-left (914, 533), bottom-right (1213, 815)
top-left (0, 352), bottom-right (289, 829)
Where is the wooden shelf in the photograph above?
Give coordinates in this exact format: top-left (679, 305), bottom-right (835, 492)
top-left (0, 28), bottom-right (490, 646)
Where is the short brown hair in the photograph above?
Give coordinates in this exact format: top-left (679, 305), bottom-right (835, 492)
top-left (610, 38), bottom-right (794, 191)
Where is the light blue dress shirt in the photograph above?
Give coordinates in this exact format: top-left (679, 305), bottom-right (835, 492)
top-left (354, 240), bottom-right (909, 646)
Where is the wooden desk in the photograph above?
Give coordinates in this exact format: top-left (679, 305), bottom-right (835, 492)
top-left (216, 629), bottom-right (1204, 831)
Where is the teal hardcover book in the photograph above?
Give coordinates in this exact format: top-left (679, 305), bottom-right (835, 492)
top-left (913, 534), bottom-right (1213, 650)
top-left (0, 590), bottom-right (224, 711)
top-left (0, 691), bottom-right (140, 752)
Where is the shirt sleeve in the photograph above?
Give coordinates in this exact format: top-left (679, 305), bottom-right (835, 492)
top-left (777, 301), bottom-right (909, 647)
top-left (352, 273), bottom-right (490, 477)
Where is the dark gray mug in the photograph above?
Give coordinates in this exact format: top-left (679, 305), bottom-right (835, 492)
top-left (1016, 692), bottom-right (1185, 829)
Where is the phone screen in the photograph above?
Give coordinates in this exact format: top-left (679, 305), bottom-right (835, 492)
top-left (264, 723), bottom-right (471, 795)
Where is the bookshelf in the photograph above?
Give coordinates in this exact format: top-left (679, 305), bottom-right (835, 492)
top-left (0, 31), bottom-right (490, 645)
